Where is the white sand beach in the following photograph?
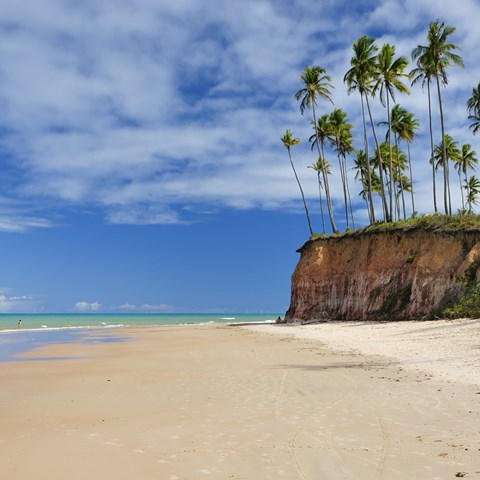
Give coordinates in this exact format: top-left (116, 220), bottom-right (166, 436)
top-left (246, 318), bottom-right (480, 386)
top-left (1, 323), bottom-right (479, 479)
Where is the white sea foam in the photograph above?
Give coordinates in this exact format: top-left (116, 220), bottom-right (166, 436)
top-left (220, 317), bottom-right (236, 320)
top-left (0, 324), bottom-right (126, 334)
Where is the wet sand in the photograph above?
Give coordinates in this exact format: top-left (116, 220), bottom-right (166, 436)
top-left (1, 324), bottom-right (480, 479)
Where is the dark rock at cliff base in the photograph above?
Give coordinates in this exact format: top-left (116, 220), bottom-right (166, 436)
top-left (285, 229), bottom-right (480, 322)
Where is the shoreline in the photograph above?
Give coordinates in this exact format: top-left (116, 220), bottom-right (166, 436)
top-left (0, 319), bottom-right (276, 335)
top-left (2, 324), bottom-right (480, 479)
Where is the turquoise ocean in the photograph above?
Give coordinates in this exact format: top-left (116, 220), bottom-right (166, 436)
top-left (0, 313), bottom-right (280, 332)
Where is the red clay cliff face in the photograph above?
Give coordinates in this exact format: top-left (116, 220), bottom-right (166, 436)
top-left (285, 230), bottom-right (480, 322)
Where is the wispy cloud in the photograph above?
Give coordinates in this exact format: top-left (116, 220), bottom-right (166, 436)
top-left (0, 0), bottom-right (479, 229)
top-left (75, 301), bottom-right (101, 312)
top-left (0, 289), bottom-right (43, 312)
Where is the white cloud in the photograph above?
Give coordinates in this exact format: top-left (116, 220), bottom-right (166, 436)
top-left (140, 303), bottom-right (171, 312)
top-left (118, 303), bottom-right (136, 311)
top-left (0, 0), bottom-right (478, 228)
top-left (75, 301), bottom-right (101, 312)
top-left (0, 291), bottom-right (42, 312)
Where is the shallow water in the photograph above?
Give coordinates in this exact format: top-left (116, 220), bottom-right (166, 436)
top-left (0, 313), bottom-right (279, 332)
top-left (0, 328), bottom-right (129, 362)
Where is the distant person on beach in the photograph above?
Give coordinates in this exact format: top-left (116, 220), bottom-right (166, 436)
top-left (276, 316), bottom-right (282, 323)
top-left (17, 319), bottom-right (22, 329)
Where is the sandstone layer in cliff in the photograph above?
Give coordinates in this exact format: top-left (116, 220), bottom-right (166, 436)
top-left (285, 229), bottom-right (480, 322)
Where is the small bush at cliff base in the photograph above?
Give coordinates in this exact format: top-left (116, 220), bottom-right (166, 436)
top-left (443, 281), bottom-right (480, 318)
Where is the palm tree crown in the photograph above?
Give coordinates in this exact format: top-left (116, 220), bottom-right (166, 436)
top-left (373, 44), bottom-right (410, 105)
top-left (433, 134), bottom-right (460, 169)
top-left (281, 129), bottom-right (300, 149)
top-left (412, 20), bottom-right (464, 86)
top-left (344, 35), bottom-right (378, 95)
top-left (294, 66), bottom-right (334, 115)
top-left (467, 82), bottom-right (480, 135)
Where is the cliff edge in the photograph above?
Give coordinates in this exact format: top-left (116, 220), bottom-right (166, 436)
top-left (285, 227), bottom-right (480, 322)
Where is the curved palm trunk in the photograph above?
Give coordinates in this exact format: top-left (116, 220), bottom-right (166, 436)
top-left (359, 170), bottom-right (371, 215)
top-left (467, 177), bottom-right (472, 213)
top-left (395, 134), bottom-right (406, 220)
top-left (436, 75), bottom-right (450, 215)
top-left (360, 93), bottom-right (375, 223)
top-left (398, 164), bottom-right (406, 220)
top-left (459, 170), bottom-right (465, 210)
top-left (343, 155), bottom-right (355, 228)
top-left (407, 142), bottom-right (415, 215)
top-left (427, 80), bottom-right (437, 213)
top-left (336, 143), bottom-right (349, 228)
top-left (386, 91), bottom-right (394, 220)
top-left (317, 172), bottom-right (326, 234)
top-left (447, 169), bottom-right (452, 214)
top-left (287, 148), bottom-right (313, 236)
top-left (365, 95), bottom-right (390, 222)
top-left (312, 104), bottom-right (338, 234)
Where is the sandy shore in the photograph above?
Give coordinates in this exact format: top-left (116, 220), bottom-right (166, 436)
top-left (1, 324), bottom-right (480, 479)
top-left (247, 319), bottom-right (480, 386)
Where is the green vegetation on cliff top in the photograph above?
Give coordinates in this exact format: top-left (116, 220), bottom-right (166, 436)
top-left (298, 213), bottom-right (480, 250)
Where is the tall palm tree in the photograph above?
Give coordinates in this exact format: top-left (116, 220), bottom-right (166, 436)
top-left (410, 53), bottom-right (437, 212)
top-left (308, 157), bottom-right (331, 234)
top-left (281, 129), bottom-right (313, 236)
top-left (456, 144), bottom-right (478, 210)
top-left (329, 108), bottom-right (355, 228)
top-left (378, 105), bottom-right (406, 217)
top-left (377, 142), bottom-right (409, 220)
top-left (354, 149), bottom-right (376, 214)
top-left (308, 114), bottom-right (338, 233)
top-left (373, 43), bottom-right (410, 221)
top-left (384, 106), bottom-right (419, 216)
top-left (412, 20), bottom-right (464, 215)
top-left (295, 66), bottom-right (338, 233)
top-left (465, 175), bottom-right (480, 213)
top-left (433, 134), bottom-right (460, 213)
top-left (337, 121), bottom-right (356, 229)
top-left (467, 81), bottom-right (480, 135)
top-left (401, 111), bottom-right (420, 215)
top-left (344, 36), bottom-right (378, 223)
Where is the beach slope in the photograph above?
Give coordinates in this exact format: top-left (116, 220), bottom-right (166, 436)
top-left (1, 324), bottom-right (479, 479)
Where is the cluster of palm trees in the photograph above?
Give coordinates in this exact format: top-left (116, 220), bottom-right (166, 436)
top-left (282, 20), bottom-right (480, 235)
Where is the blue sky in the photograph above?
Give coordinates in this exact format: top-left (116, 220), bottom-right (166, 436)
top-left (0, 0), bottom-right (479, 313)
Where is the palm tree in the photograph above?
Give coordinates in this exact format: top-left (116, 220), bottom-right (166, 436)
top-left (411, 53), bottom-right (438, 212)
top-left (344, 36), bottom-right (378, 223)
top-left (337, 121), bottom-right (356, 229)
top-left (379, 105), bottom-right (407, 218)
top-left (309, 157), bottom-right (331, 234)
top-left (433, 134), bottom-right (460, 213)
top-left (281, 129), bottom-right (313, 236)
top-left (467, 82), bottom-right (480, 135)
top-left (456, 144), bottom-right (478, 210)
top-left (329, 108), bottom-right (355, 228)
top-left (373, 43), bottom-right (410, 221)
top-left (401, 111), bottom-right (420, 215)
top-left (308, 114), bottom-right (338, 233)
top-left (295, 66), bottom-right (338, 233)
top-left (412, 20), bottom-right (464, 215)
top-left (383, 106), bottom-right (419, 216)
top-left (465, 175), bottom-right (480, 213)
top-left (354, 149), bottom-right (376, 214)
top-left (372, 141), bottom-right (409, 220)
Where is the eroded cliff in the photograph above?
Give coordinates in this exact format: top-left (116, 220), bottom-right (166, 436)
top-left (285, 229), bottom-right (480, 322)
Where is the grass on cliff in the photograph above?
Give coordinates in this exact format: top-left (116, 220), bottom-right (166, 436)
top-left (309, 213), bottom-right (480, 242)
